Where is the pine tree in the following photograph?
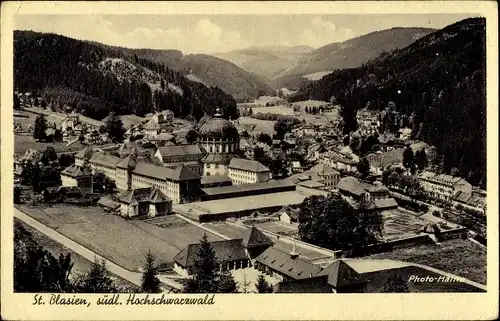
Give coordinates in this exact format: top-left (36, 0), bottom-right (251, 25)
top-left (256, 274), bottom-right (273, 293)
top-left (76, 257), bottom-right (117, 293)
top-left (403, 146), bottom-right (414, 171)
top-left (217, 264), bottom-right (238, 293)
top-left (33, 114), bottom-right (47, 141)
top-left (140, 250), bottom-right (162, 293)
top-left (184, 233), bottom-right (219, 293)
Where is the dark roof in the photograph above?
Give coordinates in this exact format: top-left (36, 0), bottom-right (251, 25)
top-left (118, 187), bottom-right (171, 205)
top-left (173, 239), bottom-right (247, 267)
top-left (156, 144), bottom-right (206, 158)
top-left (373, 198), bottom-right (398, 210)
top-left (118, 142), bottom-right (148, 158)
top-left (228, 158), bottom-right (270, 172)
top-left (97, 196), bottom-right (121, 210)
top-left (241, 227), bottom-right (274, 249)
top-left (116, 154), bottom-right (137, 169)
top-left (133, 163), bottom-right (200, 181)
top-left (337, 177), bottom-right (366, 196)
top-left (75, 146), bottom-right (94, 159)
top-left (317, 260), bottom-right (367, 288)
top-left (201, 153), bottom-right (234, 165)
top-left (201, 175), bottom-right (232, 185)
top-left (202, 180), bottom-right (295, 196)
top-left (198, 114), bottom-right (239, 139)
top-left (89, 153), bottom-right (121, 167)
top-left (61, 164), bottom-right (92, 177)
top-left (309, 163), bottom-right (339, 176)
top-left (255, 247), bottom-right (322, 280)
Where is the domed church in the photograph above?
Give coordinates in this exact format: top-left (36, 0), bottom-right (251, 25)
top-left (197, 108), bottom-right (240, 176)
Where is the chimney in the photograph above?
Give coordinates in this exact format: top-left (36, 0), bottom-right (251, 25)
top-left (290, 241), bottom-right (299, 260)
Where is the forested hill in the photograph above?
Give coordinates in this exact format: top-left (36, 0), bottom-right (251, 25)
top-left (14, 31), bottom-right (239, 121)
top-left (290, 17), bottom-right (486, 187)
top-left (107, 47), bottom-right (276, 102)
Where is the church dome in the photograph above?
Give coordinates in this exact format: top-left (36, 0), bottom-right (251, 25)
top-left (198, 108), bottom-right (239, 139)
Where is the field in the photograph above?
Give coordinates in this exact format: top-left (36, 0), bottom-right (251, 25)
top-left (252, 105), bottom-right (295, 115)
top-left (15, 218), bottom-right (137, 290)
top-left (236, 116), bottom-right (276, 135)
top-left (15, 135), bottom-right (87, 155)
top-left (18, 204), bottom-right (221, 272)
top-left (367, 239), bottom-right (487, 285)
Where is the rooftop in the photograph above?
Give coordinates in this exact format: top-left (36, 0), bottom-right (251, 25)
top-left (61, 164), bottom-right (92, 177)
top-left (228, 158), bottom-right (270, 173)
top-left (201, 180), bottom-right (295, 196)
top-left (156, 144), bottom-right (206, 158)
top-left (118, 187), bottom-right (171, 205)
top-left (173, 239), bottom-right (248, 267)
top-left (133, 162), bottom-right (201, 181)
top-left (200, 175), bottom-right (233, 185)
top-left (255, 246), bottom-right (322, 280)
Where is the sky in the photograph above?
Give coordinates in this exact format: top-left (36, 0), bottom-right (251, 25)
top-left (14, 14), bottom-right (478, 54)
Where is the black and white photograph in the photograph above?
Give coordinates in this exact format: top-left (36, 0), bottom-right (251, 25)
top-left (1, 1), bottom-right (498, 320)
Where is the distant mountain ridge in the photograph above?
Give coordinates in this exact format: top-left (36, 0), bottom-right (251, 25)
top-left (213, 45), bottom-right (315, 80)
top-left (14, 30), bottom-right (239, 120)
top-left (109, 47), bottom-right (275, 102)
top-left (290, 18), bottom-right (486, 187)
top-left (216, 27), bottom-right (435, 90)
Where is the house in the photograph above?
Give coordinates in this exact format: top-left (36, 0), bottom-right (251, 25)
top-left (308, 143), bottom-right (326, 160)
top-left (241, 227), bottom-right (275, 261)
top-left (278, 206), bottom-right (299, 224)
top-left (337, 177), bottom-right (397, 210)
top-left (154, 144), bottom-right (206, 175)
top-left (117, 187), bottom-right (172, 218)
top-left (228, 158), bottom-right (271, 185)
top-left (418, 171), bottom-right (473, 202)
top-left (452, 191), bottom-right (486, 213)
top-left (173, 239), bottom-right (250, 277)
top-left (275, 260), bottom-right (368, 293)
top-left (309, 163), bottom-right (340, 189)
top-left (255, 245), bottom-right (322, 283)
top-left (61, 164), bottom-right (93, 193)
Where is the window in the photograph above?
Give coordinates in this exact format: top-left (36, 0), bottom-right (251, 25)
top-left (215, 164), bottom-right (219, 169)
top-left (206, 172), bottom-right (211, 176)
top-left (206, 164), bottom-right (211, 168)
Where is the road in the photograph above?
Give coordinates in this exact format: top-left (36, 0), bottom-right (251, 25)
top-left (14, 208), bottom-right (184, 291)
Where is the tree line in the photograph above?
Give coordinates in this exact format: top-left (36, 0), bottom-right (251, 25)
top-left (14, 31), bottom-right (239, 121)
top-left (289, 18), bottom-right (486, 188)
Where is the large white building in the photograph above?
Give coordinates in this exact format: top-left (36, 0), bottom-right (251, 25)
top-left (418, 171), bottom-right (473, 202)
top-left (228, 158), bottom-right (271, 185)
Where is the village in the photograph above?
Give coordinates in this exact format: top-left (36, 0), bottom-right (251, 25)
top-left (13, 92), bottom-right (487, 293)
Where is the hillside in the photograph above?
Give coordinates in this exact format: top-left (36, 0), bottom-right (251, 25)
top-left (214, 45), bottom-right (314, 80)
top-left (273, 27), bottom-right (435, 89)
top-left (112, 48), bottom-right (275, 102)
top-left (14, 31), bottom-right (239, 121)
top-left (290, 18), bottom-right (486, 187)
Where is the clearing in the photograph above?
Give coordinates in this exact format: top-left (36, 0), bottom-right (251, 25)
top-left (17, 204), bottom-right (221, 272)
top-left (235, 117), bottom-right (276, 136)
top-left (15, 135), bottom-right (87, 155)
top-left (252, 105), bottom-right (295, 116)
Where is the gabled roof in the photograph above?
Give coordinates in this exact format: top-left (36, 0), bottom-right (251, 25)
top-left (173, 239), bottom-right (248, 267)
top-left (116, 153), bottom-right (137, 169)
top-left (310, 163), bottom-right (339, 176)
top-left (228, 158), bottom-right (270, 173)
top-left (255, 246), bottom-right (322, 280)
top-left (241, 227), bottom-right (274, 249)
top-left (317, 260), bottom-right (367, 288)
top-left (89, 153), bottom-right (121, 167)
top-left (118, 187), bottom-right (171, 205)
top-left (133, 162), bottom-right (201, 181)
top-left (337, 176), bottom-right (366, 196)
top-left (201, 153), bottom-right (234, 165)
top-left (156, 144), bottom-right (206, 158)
top-left (61, 164), bottom-right (92, 177)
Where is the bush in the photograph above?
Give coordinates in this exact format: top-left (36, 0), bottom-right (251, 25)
top-left (432, 210), bottom-right (441, 217)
